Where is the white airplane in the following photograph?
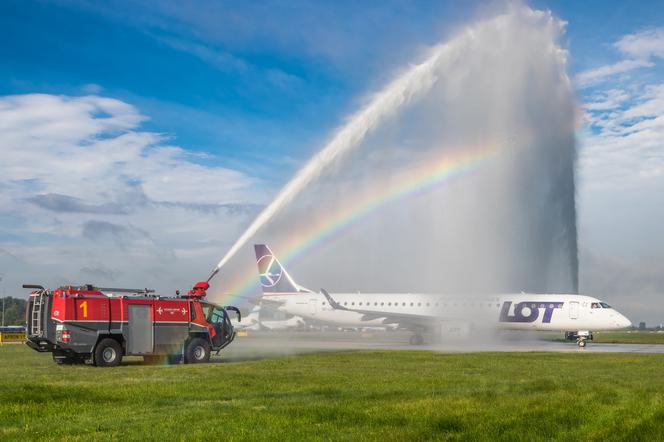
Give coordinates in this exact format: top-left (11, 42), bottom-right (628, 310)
top-left (231, 304), bottom-right (305, 331)
top-left (261, 315), bottom-right (306, 331)
top-left (254, 244), bottom-right (632, 347)
top-left (231, 305), bottom-right (261, 331)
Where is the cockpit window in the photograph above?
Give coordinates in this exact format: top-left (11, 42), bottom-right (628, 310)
top-left (591, 302), bottom-right (600, 309)
top-left (600, 302), bottom-right (611, 309)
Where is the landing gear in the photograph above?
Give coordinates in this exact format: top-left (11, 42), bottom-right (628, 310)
top-left (409, 334), bottom-right (424, 345)
top-left (572, 331), bottom-right (593, 348)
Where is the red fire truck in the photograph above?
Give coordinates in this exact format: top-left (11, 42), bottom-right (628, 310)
top-left (24, 281), bottom-right (240, 367)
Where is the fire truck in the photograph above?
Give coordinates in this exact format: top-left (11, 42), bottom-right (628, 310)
top-left (23, 281), bottom-right (240, 367)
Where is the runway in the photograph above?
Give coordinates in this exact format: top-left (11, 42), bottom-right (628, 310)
top-left (219, 330), bottom-right (664, 362)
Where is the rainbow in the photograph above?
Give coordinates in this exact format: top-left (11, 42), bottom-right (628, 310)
top-left (211, 138), bottom-right (523, 304)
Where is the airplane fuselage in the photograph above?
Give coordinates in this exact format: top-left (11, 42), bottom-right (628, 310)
top-left (264, 292), bottom-right (631, 332)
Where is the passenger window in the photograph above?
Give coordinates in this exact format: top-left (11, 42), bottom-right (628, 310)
top-left (410, 302), bottom-right (414, 307)
top-left (418, 302), bottom-right (422, 307)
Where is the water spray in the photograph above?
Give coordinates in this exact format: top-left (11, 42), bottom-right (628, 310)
top-left (207, 43), bottom-right (453, 282)
top-left (208, 6), bottom-right (578, 295)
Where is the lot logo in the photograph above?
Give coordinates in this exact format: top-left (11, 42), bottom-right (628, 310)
top-left (500, 301), bottom-right (563, 323)
top-left (257, 254), bottom-right (283, 288)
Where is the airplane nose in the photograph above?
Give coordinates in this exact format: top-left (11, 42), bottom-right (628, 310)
top-left (618, 314), bottom-right (632, 329)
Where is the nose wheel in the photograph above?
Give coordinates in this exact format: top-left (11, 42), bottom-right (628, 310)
top-left (576, 332), bottom-right (593, 348)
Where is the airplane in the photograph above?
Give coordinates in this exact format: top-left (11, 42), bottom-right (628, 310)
top-left (253, 244), bottom-right (632, 347)
top-left (231, 305), bottom-right (261, 331)
top-left (260, 315), bottom-right (306, 331)
top-left (230, 304), bottom-right (306, 331)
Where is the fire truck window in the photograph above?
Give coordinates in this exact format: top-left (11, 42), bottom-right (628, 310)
top-left (200, 303), bottom-right (213, 319)
top-left (208, 305), bottom-right (226, 324)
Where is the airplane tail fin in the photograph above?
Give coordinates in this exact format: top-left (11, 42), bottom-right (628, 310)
top-left (254, 244), bottom-right (309, 294)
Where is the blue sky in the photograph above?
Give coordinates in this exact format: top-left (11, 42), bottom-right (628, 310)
top-left (1, 1), bottom-right (663, 321)
top-left (0, 0), bottom-right (660, 177)
top-left (0, 1), bottom-right (477, 177)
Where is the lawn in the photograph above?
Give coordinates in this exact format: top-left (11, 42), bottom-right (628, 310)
top-left (592, 331), bottom-right (664, 344)
top-left (1, 345), bottom-right (663, 441)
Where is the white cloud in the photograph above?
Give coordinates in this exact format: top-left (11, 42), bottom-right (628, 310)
top-left (575, 27), bottom-right (664, 88)
top-left (0, 94), bottom-right (263, 293)
top-left (578, 29), bottom-right (664, 312)
top-left (580, 84), bottom-right (664, 189)
top-left (575, 59), bottom-right (653, 88)
top-left (0, 94), bottom-right (259, 205)
top-left (614, 28), bottom-right (664, 59)
top-left (582, 88), bottom-right (630, 111)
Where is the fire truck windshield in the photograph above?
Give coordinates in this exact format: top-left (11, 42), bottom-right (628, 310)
top-left (201, 303), bottom-right (227, 324)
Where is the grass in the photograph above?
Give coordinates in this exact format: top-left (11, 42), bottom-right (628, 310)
top-left (1, 345), bottom-right (664, 441)
top-left (592, 331), bottom-right (664, 344)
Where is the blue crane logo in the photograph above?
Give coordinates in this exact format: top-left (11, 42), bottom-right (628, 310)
top-left (257, 254), bottom-right (283, 288)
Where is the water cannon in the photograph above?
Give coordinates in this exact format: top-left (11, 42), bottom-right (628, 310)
top-left (187, 281), bottom-right (210, 299)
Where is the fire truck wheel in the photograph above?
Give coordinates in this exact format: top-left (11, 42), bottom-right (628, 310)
top-left (185, 338), bottom-right (211, 364)
top-left (94, 338), bottom-right (123, 367)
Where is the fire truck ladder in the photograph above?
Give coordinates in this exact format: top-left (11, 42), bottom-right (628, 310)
top-left (31, 291), bottom-right (45, 337)
top-left (23, 285), bottom-right (46, 337)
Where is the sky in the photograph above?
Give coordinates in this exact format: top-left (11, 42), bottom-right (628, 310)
top-left (0, 1), bottom-right (663, 323)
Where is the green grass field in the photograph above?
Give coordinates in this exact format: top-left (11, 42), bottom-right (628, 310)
top-left (1, 345), bottom-right (664, 441)
top-left (592, 331), bottom-right (664, 344)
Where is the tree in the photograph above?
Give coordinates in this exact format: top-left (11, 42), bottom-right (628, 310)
top-left (1, 297), bottom-right (27, 326)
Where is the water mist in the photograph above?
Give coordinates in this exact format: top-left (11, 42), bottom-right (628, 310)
top-left (213, 6), bottom-right (578, 309)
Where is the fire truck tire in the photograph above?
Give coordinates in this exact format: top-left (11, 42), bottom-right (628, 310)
top-left (94, 338), bottom-right (123, 367)
top-left (185, 338), bottom-right (210, 364)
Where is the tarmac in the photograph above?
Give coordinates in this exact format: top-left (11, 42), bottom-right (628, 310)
top-left (218, 330), bottom-right (664, 362)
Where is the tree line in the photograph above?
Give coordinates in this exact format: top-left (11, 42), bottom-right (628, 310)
top-left (1, 297), bottom-right (27, 326)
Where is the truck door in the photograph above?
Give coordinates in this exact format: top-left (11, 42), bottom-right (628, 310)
top-left (569, 301), bottom-right (579, 320)
top-left (127, 304), bottom-right (153, 354)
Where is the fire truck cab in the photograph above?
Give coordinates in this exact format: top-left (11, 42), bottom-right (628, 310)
top-left (24, 282), bottom-right (239, 367)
